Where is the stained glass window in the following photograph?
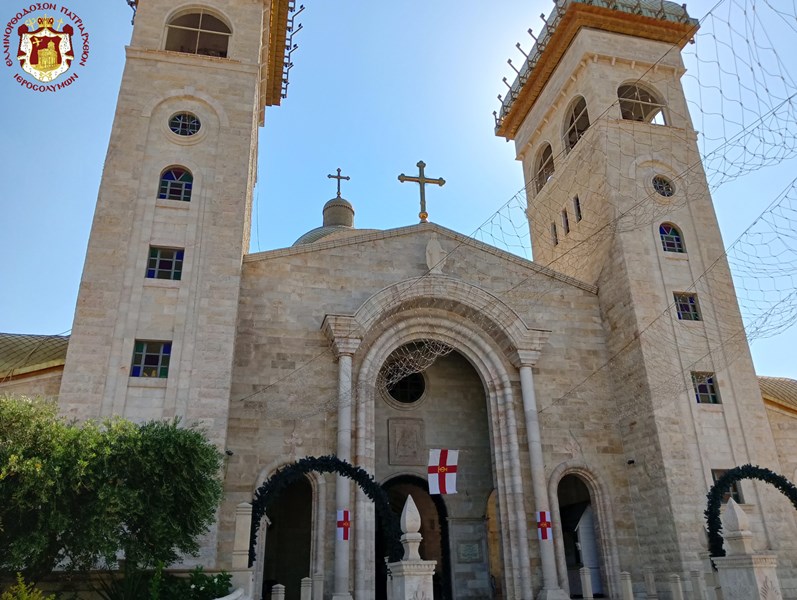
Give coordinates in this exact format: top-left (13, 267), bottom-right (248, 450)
top-left (692, 372), bottom-right (720, 404)
top-left (169, 112), bottom-right (201, 136)
top-left (146, 247), bottom-right (184, 280)
top-left (659, 223), bottom-right (685, 253)
top-left (131, 340), bottom-right (172, 378)
top-left (158, 167), bottom-right (193, 201)
top-left (674, 292), bottom-right (701, 321)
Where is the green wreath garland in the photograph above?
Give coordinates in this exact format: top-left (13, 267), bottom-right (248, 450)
top-left (705, 463), bottom-right (797, 558)
top-left (249, 455), bottom-right (403, 566)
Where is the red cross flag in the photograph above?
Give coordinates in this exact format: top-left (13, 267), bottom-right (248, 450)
top-left (337, 510), bottom-right (351, 541)
top-left (428, 449), bottom-right (458, 495)
top-left (537, 511), bottom-right (552, 541)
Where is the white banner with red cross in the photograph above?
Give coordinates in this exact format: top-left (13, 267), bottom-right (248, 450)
top-left (536, 511), bottom-right (552, 541)
top-left (427, 448), bottom-right (458, 495)
top-left (336, 509), bottom-right (351, 541)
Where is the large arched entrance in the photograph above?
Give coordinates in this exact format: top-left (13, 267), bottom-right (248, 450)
top-left (375, 475), bottom-right (452, 600)
top-left (262, 477), bottom-right (312, 599)
top-left (557, 474), bottom-right (605, 598)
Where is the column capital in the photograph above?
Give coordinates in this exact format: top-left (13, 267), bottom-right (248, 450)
top-left (510, 328), bottom-right (550, 368)
top-left (515, 349), bottom-right (542, 367)
top-left (322, 314), bottom-right (362, 358)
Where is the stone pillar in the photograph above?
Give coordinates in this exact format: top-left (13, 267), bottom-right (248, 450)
top-left (698, 552), bottom-right (720, 600)
top-left (272, 584), bottom-right (286, 600)
top-left (335, 342), bottom-right (359, 600)
top-left (579, 567), bottom-right (594, 600)
top-left (518, 358), bottom-right (569, 600)
top-left (643, 566), bottom-right (658, 599)
top-left (669, 574), bottom-right (684, 600)
top-left (713, 499), bottom-right (783, 600)
top-left (387, 495), bottom-right (437, 600)
top-left (300, 578), bottom-right (312, 600)
top-left (691, 569), bottom-right (707, 600)
top-left (230, 502), bottom-right (254, 596)
top-left (620, 572), bottom-right (633, 600)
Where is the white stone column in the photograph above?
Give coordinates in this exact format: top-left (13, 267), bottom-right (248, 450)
top-left (332, 340), bottom-right (359, 600)
top-left (518, 357), bottom-right (568, 600)
top-left (323, 315), bottom-right (363, 600)
top-left (230, 502), bottom-right (254, 597)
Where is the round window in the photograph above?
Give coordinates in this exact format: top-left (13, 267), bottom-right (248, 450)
top-left (387, 372), bottom-right (426, 404)
top-left (169, 112), bottom-right (201, 136)
top-left (652, 175), bottom-right (675, 197)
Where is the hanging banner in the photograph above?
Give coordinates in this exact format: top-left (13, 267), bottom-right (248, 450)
top-left (427, 448), bottom-right (458, 494)
top-left (537, 511), bottom-right (552, 540)
top-left (336, 509), bottom-right (351, 541)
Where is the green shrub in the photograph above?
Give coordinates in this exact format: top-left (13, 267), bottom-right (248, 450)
top-left (0, 573), bottom-right (56, 600)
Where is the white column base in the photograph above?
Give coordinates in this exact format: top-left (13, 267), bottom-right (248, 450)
top-left (387, 560), bottom-right (436, 600)
top-left (535, 587), bottom-right (571, 600)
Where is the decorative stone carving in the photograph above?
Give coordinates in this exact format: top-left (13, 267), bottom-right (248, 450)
top-left (388, 418), bottom-right (425, 465)
top-left (425, 233), bottom-right (446, 274)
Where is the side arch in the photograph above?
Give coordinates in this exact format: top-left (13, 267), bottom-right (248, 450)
top-left (249, 456), bottom-right (402, 565)
top-left (706, 464), bottom-right (797, 557)
top-left (548, 460), bottom-right (621, 599)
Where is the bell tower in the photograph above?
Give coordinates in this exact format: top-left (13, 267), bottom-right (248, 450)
top-left (497, 0), bottom-right (797, 583)
top-left (59, 0), bottom-right (288, 563)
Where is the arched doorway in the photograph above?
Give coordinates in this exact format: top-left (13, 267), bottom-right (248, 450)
top-left (262, 477), bottom-right (312, 600)
top-left (557, 474), bottom-right (605, 598)
top-left (375, 475), bottom-right (452, 600)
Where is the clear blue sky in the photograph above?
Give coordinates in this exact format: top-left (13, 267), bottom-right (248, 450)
top-left (0, 0), bottom-right (794, 379)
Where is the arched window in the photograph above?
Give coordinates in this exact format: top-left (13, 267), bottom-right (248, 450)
top-left (535, 143), bottom-right (555, 193)
top-left (659, 223), bottom-right (685, 253)
top-left (563, 96), bottom-right (590, 152)
top-left (159, 167), bottom-right (193, 202)
top-left (165, 10), bottom-right (231, 58)
top-left (618, 84), bottom-right (666, 124)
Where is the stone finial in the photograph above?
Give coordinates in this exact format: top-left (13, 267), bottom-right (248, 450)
top-left (401, 494), bottom-right (421, 533)
top-left (722, 498), bottom-right (754, 555)
top-left (400, 495), bottom-right (423, 561)
top-left (723, 498), bottom-right (749, 533)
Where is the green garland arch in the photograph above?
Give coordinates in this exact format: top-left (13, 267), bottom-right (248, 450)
top-left (249, 455), bottom-right (403, 566)
top-left (705, 463), bottom-right (797, 558)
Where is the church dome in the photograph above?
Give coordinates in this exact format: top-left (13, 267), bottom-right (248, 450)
top-left (294, 195), bottom-right (370, 245)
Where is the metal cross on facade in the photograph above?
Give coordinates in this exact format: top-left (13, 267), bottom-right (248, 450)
top-left (327, 167), bottom-right (350, 198)
top-left (398, 160), bottom-right (446, 223)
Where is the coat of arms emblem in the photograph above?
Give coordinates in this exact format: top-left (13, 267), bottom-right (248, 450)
top-left (17, 15), bottom-right (74, 83)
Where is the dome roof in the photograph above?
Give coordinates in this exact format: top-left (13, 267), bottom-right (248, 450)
top-left (293, 195), bottom-right (363, 246)
top-left (759, 376), bottom-right (797, 412)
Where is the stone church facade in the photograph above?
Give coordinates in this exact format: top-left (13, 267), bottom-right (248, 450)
top-left (2, 1), bottom-right (797, 599)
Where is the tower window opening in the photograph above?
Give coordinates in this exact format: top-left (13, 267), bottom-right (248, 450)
top-left (535, 144), bottom-right (555, 193)
top-left (159, 167), bottom-right (193, 202)
top-left (573, 195), bottom-right (582, 222)
top-left (131, 340), bottom-right (172, 378)
top-left (561, 208), bottom-right (570, 234)
top-left (711, 469), bottom-right (742, 503)
top-left (165, 10), bottom-right (231, 58)
top-left (659, 223), bottom-right (685, 253)
top-left (618, 84), bottom-right (667, 125)
top-left (652, 175), bottom-right (675, 197)
top-left (693, 372), bottom-right (721, 405)
top-left (674, 292), bottom-right (701, 321)
top-left (551, 222), bottom-right (559, 246)
top-left (147, 246), bottom-right (185, 280)
top-left (563, 96), bottom-right (590, 152)
top-left (169, 112), bottom-right (201, 136)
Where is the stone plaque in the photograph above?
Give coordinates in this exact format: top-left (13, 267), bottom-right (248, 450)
top-left (388, 418), bottom-right (425, 465)
top-left (457, 541), bottom-right (482, 563)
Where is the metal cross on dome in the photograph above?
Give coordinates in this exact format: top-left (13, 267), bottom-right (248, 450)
top-left (327, 167), bottom-right (350, 198)
top-left (398, 160), bottom-right (446, 223)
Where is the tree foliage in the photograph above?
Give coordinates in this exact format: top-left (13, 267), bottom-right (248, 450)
top-left (0, 395), bottom-right (224, 580)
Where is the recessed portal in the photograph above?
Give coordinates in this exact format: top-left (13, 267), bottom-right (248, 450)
top-left (262, 477), bottom-right (312, 600)
top-left (558, 474), bottom-right (605, 598)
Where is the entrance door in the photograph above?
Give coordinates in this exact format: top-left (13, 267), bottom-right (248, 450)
top-left (557, 474), bottom-right (604, 598)
top-left (375, 475), bottom-right (452, 600)
top-left (262, 477), bottom-right (312, 600)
